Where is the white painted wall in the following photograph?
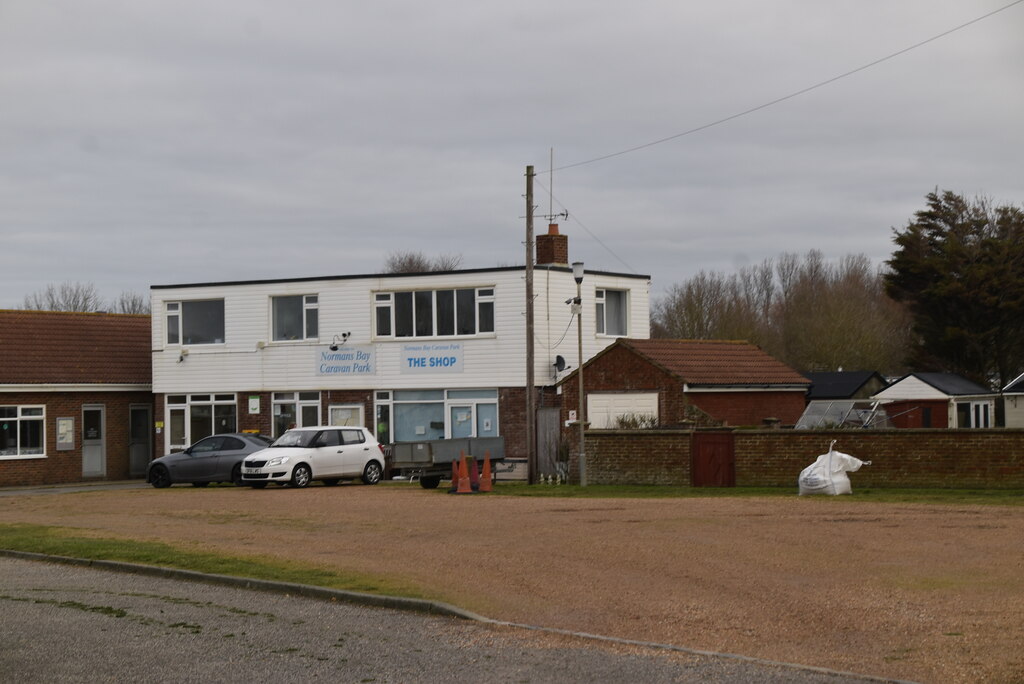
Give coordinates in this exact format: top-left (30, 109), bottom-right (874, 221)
top-left (151, 267), bottom-right (650, 394)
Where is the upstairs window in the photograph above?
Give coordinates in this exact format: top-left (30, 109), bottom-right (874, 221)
top-left (375, 287), bottom-right (494, 338)
top-left (166, 300), bottom-right (225, 345)
top-left (595, 289), bottom-right (627, 337)
top-left (272, 295), bottom-right (319, 341)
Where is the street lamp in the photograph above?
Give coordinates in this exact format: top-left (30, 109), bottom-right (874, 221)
top-left (572, 261), bottom-right (587, 487)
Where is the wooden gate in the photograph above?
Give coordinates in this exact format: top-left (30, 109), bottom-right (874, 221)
top-left (691, 431), bottom-right (735, 487)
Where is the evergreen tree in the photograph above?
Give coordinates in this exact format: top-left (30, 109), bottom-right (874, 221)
top-left (885, 190), bottom-right (1024, 388)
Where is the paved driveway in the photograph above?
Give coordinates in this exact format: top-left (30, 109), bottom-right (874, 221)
top-left (1, 557), bottom-right (868, 683)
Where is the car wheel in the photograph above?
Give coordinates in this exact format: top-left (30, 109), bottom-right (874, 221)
top-left (419, 475), bottom-right (441, 489)
top-left (191, 481), bottom-right (210, 488)
top-left (249, 482), bottom-right (268, 489)
top-left (362, 461), bottom-right (383, 485)
top-left (291, 464), bottom-right (312, 488)
top-left (150, 465), bottom-right (172, 489)
top-left (231, 464), bottom-right (243, 487)
top-left (322, 478), bottom-right (340, 486)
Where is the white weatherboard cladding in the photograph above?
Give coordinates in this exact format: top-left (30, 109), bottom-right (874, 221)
top-left (152, 269), bottom-right (650, 393)
top-left (871, 376), bottom-right (949, 402)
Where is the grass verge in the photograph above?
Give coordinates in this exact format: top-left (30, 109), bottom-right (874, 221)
top-left (485, 482), bottom-right (1024, 505)
top-left (0, 523), bottom-right (432, 599)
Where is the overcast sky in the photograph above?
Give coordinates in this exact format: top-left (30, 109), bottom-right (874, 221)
top-left (2, 1), bottom-right (1022, 310)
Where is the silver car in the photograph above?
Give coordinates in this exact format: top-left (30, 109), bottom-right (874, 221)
top-left (241, 426), bottom-right (386, 488)
top-left (147, 433), bottom-right (274, 488)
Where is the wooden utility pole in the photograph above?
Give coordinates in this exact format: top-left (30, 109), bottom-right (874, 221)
top-left (525, 165), bottom-right (537, 484)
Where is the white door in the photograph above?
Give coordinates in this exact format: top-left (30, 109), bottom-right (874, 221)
top-left (82, 406), bottom-right (106, 477)
top-left (587, 393), bottom-right (659, 429)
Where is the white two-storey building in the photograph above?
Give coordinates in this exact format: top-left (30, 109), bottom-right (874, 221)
top-left (150, 228), bottom-right (650, 464)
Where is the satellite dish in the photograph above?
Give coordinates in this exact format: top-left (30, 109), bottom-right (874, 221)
top-left (553, 355), bottom-right (566, 372)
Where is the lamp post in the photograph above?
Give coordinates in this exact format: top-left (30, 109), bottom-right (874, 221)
top-left (572, 261), bottom-right (587, 487)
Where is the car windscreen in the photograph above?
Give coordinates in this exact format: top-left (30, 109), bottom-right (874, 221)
top-left (271, 430), bottom-right (317, 448)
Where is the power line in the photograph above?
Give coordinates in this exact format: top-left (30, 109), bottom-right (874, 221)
top-left (534, 178), bottom-right (639, 274)
top-left (552, 0), bottom-right (1024, 173)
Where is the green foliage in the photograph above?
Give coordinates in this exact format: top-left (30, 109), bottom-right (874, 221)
top-left (0, 524), bottom-right (430, 599)
top-left (487, 483), bottom-right (1024, 504)
top-left (885, 190), bottom-right (1024, 388)
top-left (612, 412), bottom-right (659, 429)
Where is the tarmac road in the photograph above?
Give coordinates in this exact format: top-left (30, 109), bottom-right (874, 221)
top-left (0, 556), bottom-right (884, 684)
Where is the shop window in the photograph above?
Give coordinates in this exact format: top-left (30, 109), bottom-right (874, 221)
top-left (595, 289), bottom-right (627, 336)
top-left (164, 394), bottom-right (237, 452)
top-left (273, 392), bottom-right (321, 436)
top-left (375, 389), bottom-right (498, 443)
top-left (0, 406), bottom-right (45, 459)
top-left (272, 295), bottom-right (318, 341)
top-left (374, 288), bottom-right (495, 339)
top-left (166, 300), bottom-right (225, 345)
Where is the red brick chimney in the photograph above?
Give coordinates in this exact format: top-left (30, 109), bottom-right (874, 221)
top-left (536, 224), bottom-right (568, 265)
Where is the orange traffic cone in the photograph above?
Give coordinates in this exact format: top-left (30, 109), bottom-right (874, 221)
top-left (455, 453), bottom-right (473, 494)
top-left (448, 459), bottom-right (459, 493)
top-left (469, 457), bottom-right (480, 491)
top-left (479, 451), bottom-right (493, 492)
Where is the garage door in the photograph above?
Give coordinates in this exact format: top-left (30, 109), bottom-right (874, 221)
top-left (587, 393), bottom-right (659, 429)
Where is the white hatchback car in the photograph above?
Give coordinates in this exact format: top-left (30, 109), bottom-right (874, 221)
top-left (241, 426), bottom-right (386, 489)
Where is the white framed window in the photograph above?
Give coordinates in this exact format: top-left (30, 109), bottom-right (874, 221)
top-left (374, 287), bottom-right (495, 339)
top-left (595, 289), bottom-right (627, 337)
top-left (165, 394), bottom-right (238, 452)
top-left (329, 404), bottom-right (365, 427)
top-left (957, 400), bottom-right (992, 428)
top-left (165, 299), bottom-right (225, 345)
top-left (374, 389), bottom-right (498, 443)
top-left (272, 391), bottom-right (321, 436)
top-left (0, 405), bottom-right (45, 459)
top-left (272, 294), bottom-right (319, 341)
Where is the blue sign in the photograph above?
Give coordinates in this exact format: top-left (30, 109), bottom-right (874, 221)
top-left (316, 345), bottom-right (375, 376)
top-left (401, 342), bottom-right (463, 374)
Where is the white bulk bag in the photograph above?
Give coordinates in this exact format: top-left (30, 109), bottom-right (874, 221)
top-left (798, 441), bottom-right (870, 496)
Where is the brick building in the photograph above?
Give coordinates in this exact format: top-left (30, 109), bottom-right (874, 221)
top-left (559, 338), bottom-right (810, 431)
top-left (0, 310), bottom-right (154, 487)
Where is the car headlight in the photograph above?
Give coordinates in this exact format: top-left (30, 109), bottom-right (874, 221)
top-left (265, 456), bottom-right (290, 467)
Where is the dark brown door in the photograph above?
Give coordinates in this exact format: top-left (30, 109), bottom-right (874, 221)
top-left (691, 431), bottom-right (735, 487)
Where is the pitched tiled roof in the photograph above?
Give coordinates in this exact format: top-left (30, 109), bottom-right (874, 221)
top-left (616, 339), bottom-right (809, 386)
top-left (0, 310), bottom-right (151, 385)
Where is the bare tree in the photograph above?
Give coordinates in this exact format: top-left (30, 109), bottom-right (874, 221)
top-left (21, 281), bottom-right (150, 314)
top-left (110, 290), bottom-right (151, 314)
top-left (384, 251), bottom-right (463, 273)
top-left (22, 281), bottom-right (104, 312)
top-left (653, 251), bottom-right (912, 376)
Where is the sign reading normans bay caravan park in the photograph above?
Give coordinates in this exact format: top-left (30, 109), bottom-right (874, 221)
top-left (316, 345), bottom-right (375, 376)
top-left (401, 342), bottom-right (463, 374)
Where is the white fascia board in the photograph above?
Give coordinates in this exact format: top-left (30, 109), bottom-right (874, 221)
top-left (0, 384), bottom-right (151, 393)
top-left (682, 384), bottom-right (807, 393)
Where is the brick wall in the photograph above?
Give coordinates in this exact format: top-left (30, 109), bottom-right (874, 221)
top-left (561, 344), bottom-right (805, 428)
top-left (686, 391), bottom-right (805, 427)
top-left (582, 428), bottom-right (1024, 488)
top-left (0, 391), bottom-right (155, 487)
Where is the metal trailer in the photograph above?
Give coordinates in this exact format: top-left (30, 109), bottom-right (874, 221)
top-left (389, 437), bottom-right (506, 489)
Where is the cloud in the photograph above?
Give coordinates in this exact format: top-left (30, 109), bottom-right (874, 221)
top-left (1, 0), bottom-right (1021, 307)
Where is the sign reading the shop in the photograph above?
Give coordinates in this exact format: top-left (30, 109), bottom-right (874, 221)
top-left (401, 342), bottom-right (463, 373)
top-left (316, 345), bottom-right (375, 376)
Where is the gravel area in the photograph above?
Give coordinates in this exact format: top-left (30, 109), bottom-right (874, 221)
top-left (2, 484), bottom-right (1022, 683)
